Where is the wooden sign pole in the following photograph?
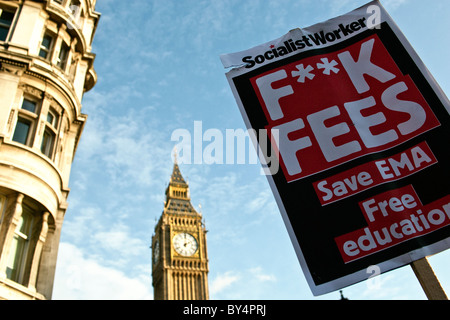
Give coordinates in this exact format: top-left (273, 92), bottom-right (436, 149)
top-left (410, 257), bottom-right (448, 300)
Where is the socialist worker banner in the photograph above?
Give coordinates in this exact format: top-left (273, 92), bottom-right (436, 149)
top-left (221, 0), bottom-right (450, 295)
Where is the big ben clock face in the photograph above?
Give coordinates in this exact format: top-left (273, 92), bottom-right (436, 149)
top-left (173, 233), bottom-right (198, 256)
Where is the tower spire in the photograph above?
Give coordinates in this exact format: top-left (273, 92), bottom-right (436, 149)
top-left (169, 161), bottom-right (188, 186)
top-left (165, 158), bottom-right (194, 207)
top-left (169, 146), bottom-right (188, 186)
top-left (173, 145), bottom-right (178, 164)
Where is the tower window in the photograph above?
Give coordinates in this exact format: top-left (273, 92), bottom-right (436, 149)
top-left (0, 8), bottom-right (15, 42)
top-left (39, 33), bottom-right (54, 59)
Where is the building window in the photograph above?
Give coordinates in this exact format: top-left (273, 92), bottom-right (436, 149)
top-left (40, 128), bottom-right (55, 157)
top-left (39, 33), bottom-right (54, 59)
top-left (5, 203), bottom-right (35, 285)
top-left (21, 99), bottom-right (37, 113)
top-left (0, 194), bottom-right (6, 223)
top-left (12, 118), bottom-right (32, 145)
top-left (40, 108), bottom-right (59, 158)
top-left (12, 98), bottom-right (39, 147)
top-left (0, 8), bottom-right (15, 42)
top-left (56, 41), bottom-right (69, 70)
top-left (47, 108), bottom-right (59, 127)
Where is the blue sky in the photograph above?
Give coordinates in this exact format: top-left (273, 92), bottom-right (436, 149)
top-left (52, 0), bottom-right (450, 299)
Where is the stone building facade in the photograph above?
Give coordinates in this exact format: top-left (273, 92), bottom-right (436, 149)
top-left (0, 0), bottom-right (99, 299)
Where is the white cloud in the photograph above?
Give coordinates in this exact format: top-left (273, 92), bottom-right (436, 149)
top-left (62, 206), bottom-right (102, 244)
top-left (61, 201), bottom-right (152, 272)
top-left (76, 97), bottom-right (172, 191)
top-left (209, 271), bottom-right (240, 296)
top-left (209, 267), bottom-right (276, 299)
top-left (91, 222), bottom-right (149, 270)
top-left (383, 0), bottom-right (409, 11)
top-left (53, 242), bottom-right (153, 300)
top-left (140, 50), bottom-right (173, 62)
top-left (249, 266), bottom-right (276, 283)
top-left (244, 189), bottom-right (274, 214)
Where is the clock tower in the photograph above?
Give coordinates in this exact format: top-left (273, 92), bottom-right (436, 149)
top-left (152, 161), bottom-right (209, 300)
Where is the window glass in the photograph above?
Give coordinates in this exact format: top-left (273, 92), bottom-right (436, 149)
top-left (0, 195), bottom-right (5, 223)
top-left (41, 128), bottom-right (55, 157)
top-left (57, 42), bottom-right (69, 69)
top-left (6, 204), bottom-right (34, 284)
top-left (47, 109), bottom-right (59, 127)
top-left (5, 234), bottom-right (26, 281)
top-left (12, 118), bottom-right (31, 145)
top-left (21, 99), bottom-right (36, 113)
top-left (0, 10), bottom-right (14, 26)
top-left (39, 34), bottom-right (53, 59)
top-left (17, 207), bottom-right (33, 236)
top-left (0, 9), bottom-right (15, 41)
top-left (0, 27), bottom-right (7, 41)
top-left (47, 112), bottom-right (54, 125)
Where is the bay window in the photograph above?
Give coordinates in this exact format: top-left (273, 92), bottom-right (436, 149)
top-left (5, 203), bottom-right (35, 285)
top-left (12, 118), bottom-right (32, 145)
top-left (40, 108), bottom-right (59, 158)
top-left (38, 33), bottom-right (54, 59)
top-left (56, 41), bottom-right (69, 69)
top-left (12, 99), bottom-right (39, 147)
